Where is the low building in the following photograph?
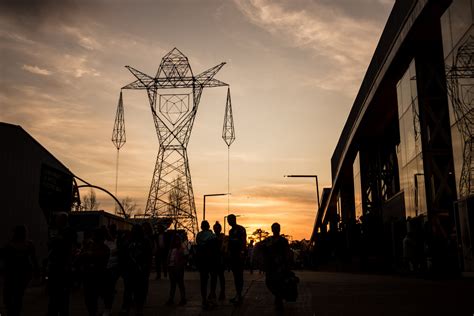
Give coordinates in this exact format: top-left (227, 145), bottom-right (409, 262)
top-left (69, 210), bottom-right (133, 243)
top-left (0, 122), bottom-right (73, 260)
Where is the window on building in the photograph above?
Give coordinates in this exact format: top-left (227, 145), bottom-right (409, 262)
top-left (396, 60), bottom-right (427, 217)
top-left (353, 152), bottom-right (363, 221)
top-left (442, 0), bottom-right (474, 199)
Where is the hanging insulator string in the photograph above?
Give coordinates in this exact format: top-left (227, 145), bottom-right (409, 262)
top-left (115, 150), bottom-right (119, 195)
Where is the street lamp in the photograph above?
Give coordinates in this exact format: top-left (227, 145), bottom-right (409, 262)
top-left (284, 174), bottom-right (321, 209)
top-left (203, 193), bottom-right (228, 221)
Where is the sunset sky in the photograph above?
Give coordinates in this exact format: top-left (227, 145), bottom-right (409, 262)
top-left (0, 0), bottom-right (394, 240)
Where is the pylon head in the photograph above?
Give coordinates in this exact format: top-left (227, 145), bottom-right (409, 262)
top-left (156, 48), bottom-right (193, 79)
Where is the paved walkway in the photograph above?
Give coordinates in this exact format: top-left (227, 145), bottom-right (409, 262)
top-left (1, 271), bottom-right (474, 315)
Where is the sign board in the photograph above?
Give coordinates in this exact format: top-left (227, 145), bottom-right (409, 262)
top-left (39, 163), bottom-right (73, 212)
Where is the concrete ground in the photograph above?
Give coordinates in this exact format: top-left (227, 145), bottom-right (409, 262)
top-left (1, 271), bottom-right (473, 315)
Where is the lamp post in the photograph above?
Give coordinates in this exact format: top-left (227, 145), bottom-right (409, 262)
top-left (284, 174), bottom-right (321, 209)
top-left (203, 193), bottom-right (228, 222)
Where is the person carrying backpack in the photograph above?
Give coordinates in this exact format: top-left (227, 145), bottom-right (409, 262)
top-left (261, 223), bottom-right (297, 310)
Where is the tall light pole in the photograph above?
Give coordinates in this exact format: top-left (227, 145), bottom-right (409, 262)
top-left (284, 175), bottom-right (321, 209)
top-left (203, 193), bottom-right (228, 221)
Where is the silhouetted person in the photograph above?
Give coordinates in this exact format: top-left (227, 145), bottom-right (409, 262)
top-left (103, 225), bottom-right (119, 316)
top-left (247, 239), bottom-right (255, 274)
top-left (403, 229), bottom-right (417, 273)
top-left (166, 235), bottom-right (187, 306)
top-left (154, 225), bottom-right (169, 280)
top-left (47, 212), bottom-right (77, 316)
top-left (262, 223), bottom-right (291, 310)
top-left (117, 229), bottom-right (131, 311)
top-left (210, 221), bottom-right (226, 301)
top-left (120, 224), bottom-right (153, 316)
top-left (196, 220), bottom-right (217, 309)
top-left (3, 225), bottom-right (38, 316)
top-left (227, 214), bottom-right (246, 305)
top-left (142, 221), bottom-right (155, 301)
top-left (80, 228), bottom-right (110, 316)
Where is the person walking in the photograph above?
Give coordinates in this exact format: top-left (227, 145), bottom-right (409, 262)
top-left (210, 221), bottom-right (226, 301)
top-left (261, 223), bottom-right (292, 310)
top-left (47, 212), bottom-right (77, 316)
top-left (80, 228), bottom-right (110, 316)
top-left (227, 214), bottom-right (246, 305)
top-left (3, 225), bottom-right (39, 316)
top-left (247, 239), bottom-right (255, 274)
top-left (102, 225), bottom-right (120, 316)
top-left (120, 224), bottom-right (153, 316)
top-left (166, 235), bottom-right (187, 306)
top-left (195, 221), bottom-right (217, 309)
top-left (154, 225), bottom-right (169, 280)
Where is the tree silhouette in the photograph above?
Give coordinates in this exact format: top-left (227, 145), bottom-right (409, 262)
top-left (168, 176), bottom-right (186, 230)
top-left (120, 196), bottom-right (140, 219)
top-left (252, 228), bottom-right (269, 242)
top-left (81, 188), bottom-right (100, 211)
top-left (281, 234), bottom-right (293, 242)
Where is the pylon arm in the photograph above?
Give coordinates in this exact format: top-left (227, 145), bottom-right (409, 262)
top-left (222, 87), bottom-right (235, 147)
top-left (446, 67), bottom-right (474, 79)
top-left (198, 78), bottom-right (228, 88)
top-left (196, 62), bottom-right (227, 86)
top-left (123, 66), bottom-right (154, 89)
top-left (112, 91), bottom-right (126, 149)
top-left (122, 79), bottom-right (149, 90)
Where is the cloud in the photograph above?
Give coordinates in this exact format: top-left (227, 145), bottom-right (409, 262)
top-left (21, 64), bottom-right (52, 76)
top-left (0, 0), bottom-right (78, 29)
top-left (0, 29), bottom-right (37, 45)
top-left (61, 25), bottom-right (102, 51)
top-left (58, 54), bottom-right (101, 78)
top-left (233, 0), bottom-right (386, 94)
top-left (240, 182), bottom-right (315, 200)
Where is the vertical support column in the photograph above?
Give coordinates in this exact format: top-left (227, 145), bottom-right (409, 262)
top-left (414, 18), bottom-right (458, 273)
top-left (415, 21), bottom-right (457, 219)
top-left (340, 167), bottom-right (356, 222)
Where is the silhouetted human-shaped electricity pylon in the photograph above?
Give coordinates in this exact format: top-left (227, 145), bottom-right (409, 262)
top-left (121, 48), bottom-right (229, 237)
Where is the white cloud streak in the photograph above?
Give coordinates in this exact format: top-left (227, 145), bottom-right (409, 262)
top-left (21, 64), bottom-right (52, 75)
top-left (233, 0), bottom-right (384, 94)
top-left (61, 25), bottom-right (102, 51)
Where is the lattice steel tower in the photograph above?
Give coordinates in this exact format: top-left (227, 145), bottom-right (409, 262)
top-left (120, 48), bottom-right (229, 237)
